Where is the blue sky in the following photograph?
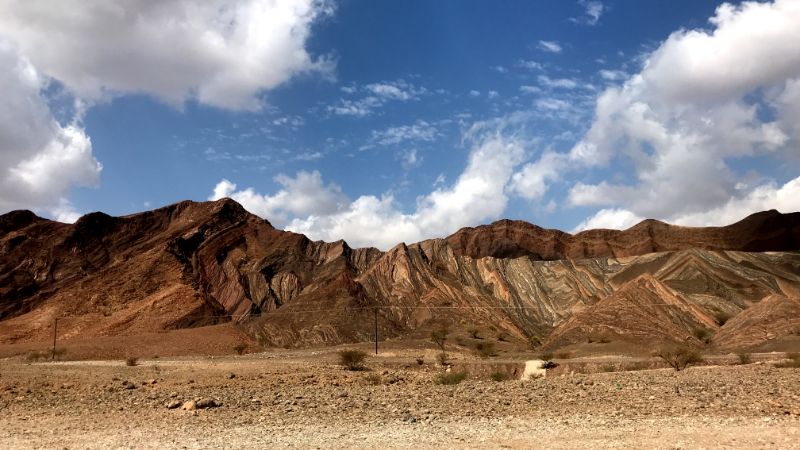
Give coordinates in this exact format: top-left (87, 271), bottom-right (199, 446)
top-left (1, 0), bottom-right (799, 249)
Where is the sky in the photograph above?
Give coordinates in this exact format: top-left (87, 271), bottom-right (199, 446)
top-left (1, 0), bottom-right (799, 250)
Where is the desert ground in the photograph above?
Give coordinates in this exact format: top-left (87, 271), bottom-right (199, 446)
top-left (2, 338), bottom-right (800, 449)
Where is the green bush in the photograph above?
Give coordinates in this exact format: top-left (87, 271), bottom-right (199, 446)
top-left (435, 371), bottom-right (467, 385)
top-left (338, 349), bottom-right (368, 371)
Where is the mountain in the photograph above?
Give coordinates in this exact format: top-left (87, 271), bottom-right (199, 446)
top-left (1, 199), bottom-right (799, 356)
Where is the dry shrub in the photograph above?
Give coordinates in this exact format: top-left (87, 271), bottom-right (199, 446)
top-left (555, 351), bottom-right (573, 359)
top-left (25, 351), bottom-right (46, 362)
top-left (528, 335), bottom-right (542, 349)
top-left (599, 364), bottom-right (616, 373)
top-left (125, 357), bottom-right (139, 367)
top-left (436, 352), bottom-right (450, 366)
top-left (693, 328), bottom-right (712, 344)
top-left (338, 349), bottom-right (368, 371)
top-left (435, 371), bottom-right (467, 385)
top-left (474, 341), bottom-right (497, 358)
top-left (489, 371), bottom-right (509, 382)
top-left (415, 356), bottom-right (425, 365)
top-left (736, 352), bottom-right (752, 365)
top-left (655, 346), bottom-right (703, 371)
top-left (364, 373), bottom-right (382, 385)
top-left (233, 342), bottom-right (247, 355)
top-left (468, 328), bottom-right (482, 339)
top-left (776, 352), bottom-right (800, 368)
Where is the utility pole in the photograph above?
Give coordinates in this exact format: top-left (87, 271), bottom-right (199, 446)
top-left (52, 317), bottom-right (58, 361)
top-left (374, 307), bottom-right (379, 355)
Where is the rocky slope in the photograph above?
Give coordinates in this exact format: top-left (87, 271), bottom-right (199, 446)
top-left (1, 199), bottom-right (799, 353)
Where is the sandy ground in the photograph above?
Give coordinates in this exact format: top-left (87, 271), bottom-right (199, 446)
top-left (1, 349), bottom-right (800, 449)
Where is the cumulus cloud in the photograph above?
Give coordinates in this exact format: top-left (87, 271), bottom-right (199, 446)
top-left (212, 134), bottom-right (525, 249)
top-left (513, 0), bottom-right (800, 230)
top-left (0, 39), bottom-right (101, 220)
top-left (0, 0), bottom-right (333, 111)
top-left (574, 176), bottom-right (800, 231)
top-left (572, 208), bottom-right (643, 232)
top-left (209, 170), bottom-right (348, 226)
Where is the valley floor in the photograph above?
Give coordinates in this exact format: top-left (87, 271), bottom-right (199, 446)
top-left (1, 350), bottom-right (799, 449)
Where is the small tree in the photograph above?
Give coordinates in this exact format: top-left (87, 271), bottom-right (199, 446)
top-left (655, 346), bottom-right (703, 371)
top-left (338, 349), bottom-right (368, 371)
top-left (430, 327), bottom-right (448, 352)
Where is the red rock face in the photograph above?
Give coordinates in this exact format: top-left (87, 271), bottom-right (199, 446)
top-left (1, 199), bottom-right (799, 351)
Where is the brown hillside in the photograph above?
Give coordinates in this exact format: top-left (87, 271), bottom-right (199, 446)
top-left (1, 199), bottom-right (799, 355)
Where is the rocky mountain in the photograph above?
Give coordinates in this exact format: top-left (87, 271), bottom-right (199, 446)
top-left (1, 199), bottom-right (799, 354)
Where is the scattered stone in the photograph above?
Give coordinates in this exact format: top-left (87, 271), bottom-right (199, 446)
top-left (181, 400), bottom-right (197, 411)
top-left (195, 398), bottom-right (220, 409)
top-left (166, 401), bottom-right (181, 409)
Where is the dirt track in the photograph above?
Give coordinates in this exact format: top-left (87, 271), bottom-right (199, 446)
top-left (1, 350), bottom-right (800, 449)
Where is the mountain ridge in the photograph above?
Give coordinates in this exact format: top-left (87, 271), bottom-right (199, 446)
top-left (1, 199), bottom-right (799, 355)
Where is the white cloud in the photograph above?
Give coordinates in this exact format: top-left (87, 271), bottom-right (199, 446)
top-left (400, 149), bottom-right (422, 170)
top-left (671, 176), bottom-right (800, 226)
top-left (510, 151), bottom-right (565, 200)
top-left (209, 170), bottom-right (348, 226)
top-left (516, 60), bottom-right (543, 71)
top-left (488, 90), bottom-right (499, 99)
top-left (0, 39), bottom-right (101, 220)
top-left (574, 176), bottom-right (800, 231)
top-left (599, 69), bottom-right (627, 81)
top-left (213, 133), bottom-right (526, 249)
top-left (366, 120), bottom-right (438, 148)
top-left (0, 0), bottom-right (333, 111)
top-left (572, 208), bottom-right (643, 232)
top-left (329, 80), bottom-right (426, 117)
top-left (512, 0), bottom-right (800, 229)
top-left (535, 98), bottom-right (571, 111)
top-left (520, 85), bottom-right (542, 94)
top-left (469, 90), bottom-right (481, 97)
top-left (571, 1), bottom-right (604, 26)
top-left (537, 40), bottom-right (562, 53)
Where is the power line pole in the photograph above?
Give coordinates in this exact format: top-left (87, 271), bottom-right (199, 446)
top-left (52, 317), bottom-right (58, 361)
top-left (374, 307), bottom-right (379, 355)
